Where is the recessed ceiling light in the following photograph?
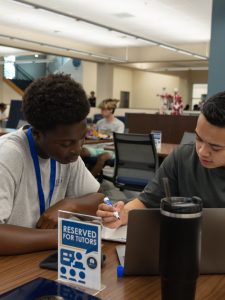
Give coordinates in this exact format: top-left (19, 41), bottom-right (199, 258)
top-left (159, 45), bottom-right (177, 52)
top-left (120, 35), bottom-right (128, 39)
top-left (193, 54), bottom-right (207, 60)
top-left (177, 50), bottom-right (193, 56)
top-left (113, 13), bottom-right (135, 18)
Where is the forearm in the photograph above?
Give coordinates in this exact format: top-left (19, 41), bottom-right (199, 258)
top-left (65, 192), bottom-right (105, 216)
top-left (0, 224), bottom-right (57, 255)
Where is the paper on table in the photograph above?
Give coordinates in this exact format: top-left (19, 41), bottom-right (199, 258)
top-left (101, 225), bottom-right (127, 243)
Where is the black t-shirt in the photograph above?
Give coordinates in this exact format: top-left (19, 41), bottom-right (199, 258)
top-left (88, 97), bottom-right (96, 107)
top-left (139, 143), bottom-right (225, 208)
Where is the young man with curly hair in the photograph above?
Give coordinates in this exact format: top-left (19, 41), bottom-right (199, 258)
top-left (0, 74), bottom-right (104, 255)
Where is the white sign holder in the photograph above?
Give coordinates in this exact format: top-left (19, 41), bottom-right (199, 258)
top-left (58, 210), bottom-right (105, 295)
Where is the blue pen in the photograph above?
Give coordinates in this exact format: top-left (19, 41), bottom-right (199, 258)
top-left (103, 197), bottom-right (120, 220)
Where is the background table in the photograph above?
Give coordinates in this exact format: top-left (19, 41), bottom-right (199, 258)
top-left (157, 143), bottom-right (177, 158)
top-left (84, 138), bottom-right (113, 145)
top-left (104, 143), bottom-right (178, 158)
top-left (1, 242), bottom-right (225, 299)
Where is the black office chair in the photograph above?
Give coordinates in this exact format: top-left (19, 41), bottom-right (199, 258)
top-left (180, 132), bottom-right (196, 144)
top-left (113, 132), bottom-right (159, 192)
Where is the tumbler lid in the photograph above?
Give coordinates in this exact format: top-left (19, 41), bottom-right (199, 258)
top-left (160, 196), bottom-right (202, 216)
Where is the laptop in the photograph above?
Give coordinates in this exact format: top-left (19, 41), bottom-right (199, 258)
top-left (116, 208), bottom-right (225, 275)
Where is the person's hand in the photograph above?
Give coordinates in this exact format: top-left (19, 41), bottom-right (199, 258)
top-left (36, 199), bottom-right (70, 229)
top-left (96, 201), bottom-right (127, 228)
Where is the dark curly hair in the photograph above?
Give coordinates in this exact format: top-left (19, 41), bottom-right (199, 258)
top-left (202, 91), bottom-right (225, 127)
top-left (23, 73), bottom-right (90, 132)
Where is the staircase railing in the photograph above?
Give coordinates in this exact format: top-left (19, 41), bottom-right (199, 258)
top-left (15, 64), bottom-right (34, 81)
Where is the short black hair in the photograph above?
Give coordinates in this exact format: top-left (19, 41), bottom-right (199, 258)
top-left (202, 91), bottom-right (225, 127)
top-left (0, 103), bottom-right (6, 111)
top-left (23, 73), bottom-right (90, 132)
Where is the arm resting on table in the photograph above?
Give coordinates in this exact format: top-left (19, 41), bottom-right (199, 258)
top-left (69, 192), bottom-right (105, 216)
top-left (36, 192), bottom-right (105, 229)
top-left (0, 224), bottom-right (57, 255)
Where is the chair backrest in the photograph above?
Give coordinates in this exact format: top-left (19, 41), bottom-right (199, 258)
top-left (93, 114), bottom-right (103, 123)
top-left (6, 100), bottom-right (24, 129)
top-left (113, 132), bottom-right (159, 190)
top-left (180, 131), bottom-right (196, 144)
top-left (116, 116), bottom-right (126, 124)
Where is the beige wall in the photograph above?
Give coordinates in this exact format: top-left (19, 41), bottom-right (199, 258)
top-left (0, 62), bottom-right (208, 111)
top-left (1, 80), bottom-right (22, 104)
top-left (84, 64), bottom-right (207, 109)
top-left (113, 67), bottom-right (133, 105)
top-left (188, 71), bottom-right (208, 106)
top-left (76, 60), bottom-right (207, 110)
top-left (161, 70), bottom-right (208, 107)
top-left (82, 61), bottom-right (97, 98)
top-left (96, 63), bottom-right (114, 104)
top-left (132, 70), bottom-right (180, 109)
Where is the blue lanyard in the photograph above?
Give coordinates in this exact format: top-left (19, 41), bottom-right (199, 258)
top-left (26, 127), bottom-right (56, 215)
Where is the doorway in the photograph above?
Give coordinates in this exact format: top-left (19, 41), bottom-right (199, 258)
top-left (120, 91), bottom-right (130, 108)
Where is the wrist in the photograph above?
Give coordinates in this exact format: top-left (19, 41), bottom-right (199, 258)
top-left (44, 229), bottom-right (58, 248)
top-left (62, 198), bottom-right (76, 212)
top-left (121, 208), bottom-right (129, 225)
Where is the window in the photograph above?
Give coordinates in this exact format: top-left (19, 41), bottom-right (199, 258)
top-left (4, 55), bottom-right (16, 79)
top-left (192, 84), bottom-right (208, 109)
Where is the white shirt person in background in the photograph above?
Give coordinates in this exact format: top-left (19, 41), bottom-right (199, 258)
top-left (96, 99), bottom-right (124, 135)
top-left (81, 99), bottom-right (125, 177)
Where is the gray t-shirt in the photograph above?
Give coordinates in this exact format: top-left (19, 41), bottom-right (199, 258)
top-left (139, 143), bottom-right (225, 208)
top-left (0, 128), bottom-right (100, 227)
top-left (96, 118), bottom-right (124, 134)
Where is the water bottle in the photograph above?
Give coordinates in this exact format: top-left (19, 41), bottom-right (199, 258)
top-left (160, 196), bottom-right (202, 300)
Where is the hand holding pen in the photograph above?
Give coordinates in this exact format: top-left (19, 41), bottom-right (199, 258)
top-left (103, 197), bottom-right (120, 220)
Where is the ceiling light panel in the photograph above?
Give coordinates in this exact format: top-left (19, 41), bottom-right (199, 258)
top-left (24, 0), bottom-right (212, 44)
top-left (1, 0), bottom-right (157, 47)
top-left (2, 0), bottom-right (212, 48)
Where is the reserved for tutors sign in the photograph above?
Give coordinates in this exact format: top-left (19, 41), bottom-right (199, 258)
top-left (58, 211), bottom-right (102, 291)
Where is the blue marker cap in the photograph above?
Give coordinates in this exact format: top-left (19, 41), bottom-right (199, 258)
top-left (117, 265), bottom-right (124, 278)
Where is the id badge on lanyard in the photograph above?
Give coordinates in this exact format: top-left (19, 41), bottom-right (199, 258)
top-left (26, 128), bottom-right (56, 215)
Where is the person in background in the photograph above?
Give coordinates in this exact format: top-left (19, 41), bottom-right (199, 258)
top-left (88, 91), bottom-right (96, 107)
top-left (193, 104), bottom-right (200, 111)
top-left (0, 103), bottom-right (7, 126)
top-left (81, 99), bottom-right (125, 177)
top-left (97, 91), bottom-right (225, 228)
top-left (0, 74), bottom-right (104, 255)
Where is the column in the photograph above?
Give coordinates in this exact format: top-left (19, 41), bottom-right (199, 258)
top-left (208, 0), bottom-right (225, 97)
top-left (96, 63), bottom-right (113, 104)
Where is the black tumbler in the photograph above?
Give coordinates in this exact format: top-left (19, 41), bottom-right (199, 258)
top-left (160, 196), bottom-right (202, 300)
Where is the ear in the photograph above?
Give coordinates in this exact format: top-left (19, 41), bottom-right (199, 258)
top-left (31, 128), bottom-right (43, 142)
